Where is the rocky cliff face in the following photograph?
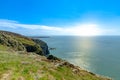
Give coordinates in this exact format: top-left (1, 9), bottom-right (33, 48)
top-left (0, 30), bottom-right (49, 55)
top-left (32, 39), bottom-right (50, 55)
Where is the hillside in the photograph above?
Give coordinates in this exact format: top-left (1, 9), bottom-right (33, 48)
top-left (0, 30), bottom-right (49, 55)
top-left (0, 31), bottom-right (111, 80)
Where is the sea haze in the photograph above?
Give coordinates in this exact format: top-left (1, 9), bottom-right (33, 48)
top-left (40, 36), bottom-right (120, 80)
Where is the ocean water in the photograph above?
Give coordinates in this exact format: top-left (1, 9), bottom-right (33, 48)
top-left (40, 36), bottom-right (120, 80)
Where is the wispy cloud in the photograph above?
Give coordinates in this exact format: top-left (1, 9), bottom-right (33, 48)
top-left (0, 19), bottom-right (68, 35)
top-left (0, 19), bottom-right (119, 36)
top-left (0, 19), bottom-right (62, 30)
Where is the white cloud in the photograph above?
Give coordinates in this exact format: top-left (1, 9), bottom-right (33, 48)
top-left (0, 19), bottom-right (119, 36)
top-left (0, 19), bottom-right (62, 31)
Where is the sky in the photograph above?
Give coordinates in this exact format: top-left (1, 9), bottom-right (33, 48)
top-left (0, 0), bottom-right (120, 36)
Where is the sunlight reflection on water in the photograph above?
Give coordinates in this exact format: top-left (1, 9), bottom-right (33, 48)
top-left (72, 37), bottom-right (95, 70)
top-left (40, 36), bottom-right (120, 80)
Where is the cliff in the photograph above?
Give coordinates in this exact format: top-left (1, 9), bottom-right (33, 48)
top-left (0, 30), bottom-right (111, 80)
top-left (0, 30), bottom-right (49, 55)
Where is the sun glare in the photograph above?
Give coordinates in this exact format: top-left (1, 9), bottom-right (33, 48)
top-left (71, 24), bottom-right (102, 36)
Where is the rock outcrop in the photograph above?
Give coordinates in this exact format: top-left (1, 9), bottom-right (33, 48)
top-left (0, 30), bottom-right (49, 56)
top-left (32, 39), bottom-right (50, 55)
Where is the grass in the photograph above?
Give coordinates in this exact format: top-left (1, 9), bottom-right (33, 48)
top-left (0, 45), bottom-right (8, 51)
top-left (0, 31), bottom-right (111, 80)
top-left (0, 51), bottom-right (111, 80)
top-left (0, 45), bottom-right (6, 50)
top-left (15, 37), bottom-right (35, 46)
top-left (0, 31), bottom-right (43, 54)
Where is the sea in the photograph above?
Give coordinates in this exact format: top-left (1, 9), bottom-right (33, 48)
top-left (40, 36), bottom-right (120, 80)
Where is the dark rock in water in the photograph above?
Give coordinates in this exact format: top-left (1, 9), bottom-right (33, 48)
top-left (49, 47), bottom-right (56, 50)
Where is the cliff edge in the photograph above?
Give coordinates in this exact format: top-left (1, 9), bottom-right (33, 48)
top-left (0, 30), bottom-right (49, 55)
top-left (0, 30), bottom-right (111, 80)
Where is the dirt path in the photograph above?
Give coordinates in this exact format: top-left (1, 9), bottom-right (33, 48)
top-left (0, 71), bottom-right (12, 80)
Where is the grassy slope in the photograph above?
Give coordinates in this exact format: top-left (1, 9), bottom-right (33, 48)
top-left (0, 31), bottom-right (35, 50)
top-left (0, 31), bottom-right (35, 45)
top-left (0, 31), bottom-right (44, 55)
top-left (0, 51), bottom-right (110, 80)
top-left (0, 31), bottom-right (111, 80)
top-left (0, 45), bottom-right (8, 51)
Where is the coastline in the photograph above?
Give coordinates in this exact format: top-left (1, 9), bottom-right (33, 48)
top-left (0, 31), bottom-right (111, 80)
top-left (47, 54), bottom-right (112, 80)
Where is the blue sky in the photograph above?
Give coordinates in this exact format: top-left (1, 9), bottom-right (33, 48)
top-left (0, 0), bottom-right (120, 36)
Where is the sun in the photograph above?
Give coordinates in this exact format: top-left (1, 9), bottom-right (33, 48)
top-left (72, 24), bottom-right (102, 36)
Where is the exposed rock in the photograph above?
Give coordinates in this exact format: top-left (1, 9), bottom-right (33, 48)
top-left (0, 30), bottom-right (49, 56)
top-left (32, 39), bottom-right (50, 55)
top-left (47, 55), bottom-right (60, 61)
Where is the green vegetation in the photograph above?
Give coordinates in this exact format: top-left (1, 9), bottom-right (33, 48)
top-left (0, 31), bottom-right (49, 55)
top-left (0, 51), bottom-right (110, 80)
top-left (0, 31), bottom-right (34, 51)
top-left (0, 45), bottom-right (8, 51)
top-left (0, 30), bottom-right (111, 80)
